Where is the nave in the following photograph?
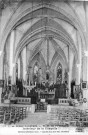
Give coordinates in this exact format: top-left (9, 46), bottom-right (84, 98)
top-left (0, 0), bottom-right (88, 128)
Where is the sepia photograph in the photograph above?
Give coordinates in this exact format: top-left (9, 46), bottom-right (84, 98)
top-left (0, 0), bottom-right (88, 134)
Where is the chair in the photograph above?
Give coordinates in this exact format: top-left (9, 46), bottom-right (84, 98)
top-left (4, 109), bottom-right (11, 124)
top-left (0, 107), bottom-right (4, 123)
top-left (19, 107), bottom-right (23, 120)
top-left (15, 107), bottom-right (20, 122)
top-left (9, 107), bottom-right (16, 124)
top-left (22, 107), bottom-right (27, 119)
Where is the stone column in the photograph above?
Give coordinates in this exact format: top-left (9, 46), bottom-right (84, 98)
top-left (0, 53), bottom-right (3, 104)
top-left (76, 31), bottom-right (82, 85)
top-left (82, 52), bottom-right (88, 107)
top-left (18, 57), bottom-right (20, 79)
top-left (9, 30), bottom-right (15, 84)
top-left (82, 2), bottom-right (88, 107)
top-left (0, 11), bottom-right (3, 103)
top-left (13, 29), bottom-right (16, 84)
top-left (82, 56), bottom-right (87, 82)
top-left (22, 47), bottom-right (27, 82)
top-left (84, 2), bottom-right (88, 83)
top-left (68, 49), bottom-right (74, 97)
top-left (76, 64), bottom-right (80, 85)
top-left (27, 48), bottom-right (32, 85)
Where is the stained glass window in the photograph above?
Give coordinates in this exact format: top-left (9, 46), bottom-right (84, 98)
top-left (57, 63), bottom-right (62, 83)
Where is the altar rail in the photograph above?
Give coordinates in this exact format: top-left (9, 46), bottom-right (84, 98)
top-left (58, 98), bottom-right (79, 106)
top-left (4, 97), bottom-right (31, 104)
top-left (16, 97), bottom-right (31, 104)
top-left (58, 99), bottom-right (69, 106)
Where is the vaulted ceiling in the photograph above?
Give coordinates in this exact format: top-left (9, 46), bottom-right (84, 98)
top-left (12, 3), bottom-right (83, 64)
top-left (27, 37), bottom-right (68, 67)
top-left (1, 1), bottom-right (85, 66)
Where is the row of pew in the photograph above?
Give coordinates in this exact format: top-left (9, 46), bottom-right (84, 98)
top-left (0, 106), bottom-right (27, 124)
top-left (48, 107), bottom-right (88, 127)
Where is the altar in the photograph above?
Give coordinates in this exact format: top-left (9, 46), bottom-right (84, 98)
top-left (22, 82), bottom-right (67, 105)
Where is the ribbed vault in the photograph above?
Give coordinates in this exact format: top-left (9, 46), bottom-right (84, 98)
top-left (0, 1), bottom-right (86, 90)
top-left (26, 36), bottom-right (68, 73)
top-left (1, 1), bottom-right (86, 84)
top-left (1, 2), bottom-right (86, 55)
top-left (15, 27), bottom-right (78, 64)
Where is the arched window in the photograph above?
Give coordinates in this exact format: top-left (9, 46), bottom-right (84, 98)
top-left (57, 63), bottom-right (62, 83)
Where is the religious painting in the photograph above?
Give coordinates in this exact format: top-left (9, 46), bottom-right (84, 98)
top-left (81, 81), bottom-right (87, 90)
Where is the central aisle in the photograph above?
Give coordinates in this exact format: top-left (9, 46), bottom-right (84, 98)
top-left (16, 112), bottom-right (49, 126)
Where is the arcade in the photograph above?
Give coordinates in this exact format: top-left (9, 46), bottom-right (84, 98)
top-left (0, 0), bottom-right (88, 126)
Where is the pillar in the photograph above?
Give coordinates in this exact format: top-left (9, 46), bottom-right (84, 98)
top-left (26, 48), bottom-right (32, 85)
top-left (22, 47), bottom-right (27, 82)
top-left (0, 10), bottom-right (3, 103)
top-left (13, 29), bottom-right (16, 84)
top-left (82, 2), bottom-right (88, 106)
top-left (0, 53), bottom-right (3, 103)
top-left (68, 49), bottom-right (74, 97)
top-left (18, 57), bottom-right (20, 79)
top-left (83, 52), bottom-right (88, 107)
top-left (76, 30), bottom-right (82, 85)
top-left (76, 64), bottom-right (80, 85)
top-left (84, 1), bottom-right (88, 83)
top-left (9, 30), bottom-right (15, 84)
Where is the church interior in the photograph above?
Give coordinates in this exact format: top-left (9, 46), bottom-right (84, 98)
top-left (0, 0), bottom-right (88, 127)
